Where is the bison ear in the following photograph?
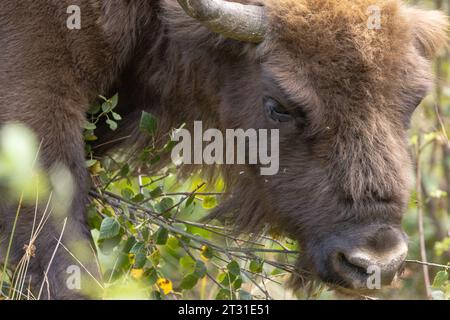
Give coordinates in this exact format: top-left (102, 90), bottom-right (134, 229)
top-left (407, 8), bottom-right (449, 59)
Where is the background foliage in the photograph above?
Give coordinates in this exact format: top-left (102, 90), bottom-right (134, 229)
top-left (1, 0), bottom-right (450, 300)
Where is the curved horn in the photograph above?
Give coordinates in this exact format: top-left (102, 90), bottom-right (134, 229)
top-left (177, 0), bottom-right (267, 43)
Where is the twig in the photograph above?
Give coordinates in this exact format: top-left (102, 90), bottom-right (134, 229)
top-left (37, 217), bottom-right (68, 300)
top-left (157, 192), bottom-right (229, 198)
top-left (405, 260), bottom-right (449, 270)
top-left (0, 193), bottom-right (24, 296)
top-left (92, 135), bottom-right (132, 150)
top-left (415, 136), bottom-right (432, 299)
top-left (91, 190), bottom-right (299, 256)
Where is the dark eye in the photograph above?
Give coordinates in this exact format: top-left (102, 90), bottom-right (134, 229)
top-left (264, 97), bottom-right (292, 123)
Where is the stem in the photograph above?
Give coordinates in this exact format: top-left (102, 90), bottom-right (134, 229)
top-left (0, 193), bottom-right (24, 296)
top-left (416, 137), bottom-right (432, 299)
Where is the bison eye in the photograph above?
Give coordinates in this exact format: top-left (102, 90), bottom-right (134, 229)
top-left (264, 97), bottom-right (292, 123)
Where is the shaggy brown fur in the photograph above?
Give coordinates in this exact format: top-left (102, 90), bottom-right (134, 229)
top-left (0, 0), bottom-right (156, 299)
top-left (0, 0), bottom-right (448, 299)
top-left (99, 0), bottom-right (449, 292)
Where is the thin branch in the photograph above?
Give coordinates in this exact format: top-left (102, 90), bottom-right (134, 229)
top-left (415, 136), bottom-right (432, 299)
top-left (37, 217), bottom-right (68, 300)
top-left (405, 260), bottom-right (449, 270)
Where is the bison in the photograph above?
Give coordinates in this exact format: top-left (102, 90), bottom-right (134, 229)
top-left (0, 0), bottom-right (448, 299)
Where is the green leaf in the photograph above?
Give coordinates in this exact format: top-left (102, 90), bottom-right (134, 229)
top-left (141, 228), bottom-right (150, 242)
top-left (87, 205), bottom-right (102, 230)
top-left (173, 223), bottom-right (188, 232)
top-left (201, 245), bottom-right (214, 260)
top-left (156, 198), bottom-right (174, 217)
top-left (193, 261), bottom-right (207, 279)
top-left (435, 238), bottom-right (450, 257)
top-left (151, 290), bottom-right (162, 300)
top-left (98, 235), bottom-right (122, 255)
top-left (227, 261), bottom-right (240, 276)
top-left (112, 112), bottom-right (122, 121)
top-left (217, 272), bottom-right (227, 284)
top-left (216, 289), bottom-right (232, 300)
top-left (121, 188), bottom-right (134, 200)
top-left (98, 218), bottom-right (121, 240)
top-left (110, 94), bottom-right (119, 109)
top-left (233, 277), bottom-right (243, 290)
top-left (167, 236), bottom-right (180, 250)
top-left (180, 274), bottom-right (199, 290)
top-left (101, 95), bottom-right (118, 113)
top-left (249, 259), bottom-right (264, 273)
top-left (102, 101), bottom-right (112, 113)
top-left (86, 159), bottom-right (98, 168)
top-left (202, 196), bottom-right (217, 209)
top-left (185, 195), bottom-right (195, 208)
top-left (130, 242), bottom-right (145, 255)
top-left (139, 111), bottom-right (157, 135)
top-left (217, 272), bottom-right (235, 286)
top-left (180, 256), bottom-right (196, 274)
top-left (432, 271), bottom-right (449, 289)
top-left (148, 249), bottom-right (161, 267)
top-left (131, 193), bottom-right (145, 203)
top-left (119, 164), bottom-right (130, 177)
top-left (155, 227), bottom-right (169, 245)
top-left (84, 122), bottom-right (97, 131)
top-left (121, 236), bottom-right (137, 254)
top-left (145, 268), bottom-right (158, 286)
top-left (88, 104), bottom-right (101, 115)
top-left (131, 251), bottom-right (146, 269)
top-left (84, 134), bottom-right (98, 142)
top-left (150, 187), bottom-right (163, 198)
top-left (106, 119), bottom-right (118, 131)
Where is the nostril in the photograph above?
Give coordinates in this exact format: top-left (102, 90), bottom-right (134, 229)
top-left (328, 252), bottom-right (373, 289)
top-left (335, 247), bottom-right (407, 286)
top-left (342, 253), bottom-right (371, 270)
top-left (338, 253), bottom-right (370, 276)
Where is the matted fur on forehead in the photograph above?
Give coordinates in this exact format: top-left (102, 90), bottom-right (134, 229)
top-left (263, 0), bottom-right (446, 97)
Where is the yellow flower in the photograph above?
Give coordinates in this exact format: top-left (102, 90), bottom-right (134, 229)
top-left (200, 245), bottom-right (211, 261)
top-left (89, 160), bottom-right (103, 175)
top-left (130, 269), bottom-right (144, 279)
top-left (128, 253), bottom-right (136, 265)
top-left (157, 278), bottom-right (173, 295)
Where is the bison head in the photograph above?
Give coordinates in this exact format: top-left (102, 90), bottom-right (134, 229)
top-left (175, 0), bottom-right (448, 292)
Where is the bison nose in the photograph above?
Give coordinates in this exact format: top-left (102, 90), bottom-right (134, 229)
top-left (332, 227), bottom-right (408, 288)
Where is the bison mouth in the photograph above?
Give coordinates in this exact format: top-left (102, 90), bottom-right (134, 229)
top-left (289, 225), bottom-right (408, 298)
top-left (289, 255), bottom-right (405, 299)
